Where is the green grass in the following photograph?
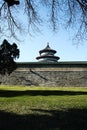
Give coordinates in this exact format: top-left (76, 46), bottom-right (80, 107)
top-left (0, 86), bottom-right (87, 130)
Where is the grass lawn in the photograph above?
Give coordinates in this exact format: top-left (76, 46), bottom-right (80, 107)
top-left (0, 86), bottom-right (87, 130)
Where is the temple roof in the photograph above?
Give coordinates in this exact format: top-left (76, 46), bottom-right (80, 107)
top-left (36, 55), bottom-right (60, 60)
top-left (36, 42), bottom-right (60, 62)
top-left (39, 43), bottom-right (56, 54)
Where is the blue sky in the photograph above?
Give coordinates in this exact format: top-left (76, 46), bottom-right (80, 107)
top-left (0, 26), bottom-right (87, 62)
top-left (15, 27), bottom-right (87, 62)
top-left (0, 1), bottom-right (87, 62)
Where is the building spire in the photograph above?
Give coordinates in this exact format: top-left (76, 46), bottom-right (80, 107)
top-left (46, 42), bottom-right (50, 49)
top-left (47, 42), bottom-right (49, 46)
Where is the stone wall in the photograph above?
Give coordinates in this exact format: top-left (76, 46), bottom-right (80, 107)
top-left (0, 62), bottom-right (87, 86)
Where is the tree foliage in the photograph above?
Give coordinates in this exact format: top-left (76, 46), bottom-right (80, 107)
top-left (0, 0), bottom-right (87, 41)
top-left (0, 39), bottom-right (19, 75)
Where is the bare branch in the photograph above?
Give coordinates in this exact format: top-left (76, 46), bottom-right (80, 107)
top-left (0, 0), bottom-right (87, 41)
top-left (7, 7), bottom-right (21, 31)
top-left (0, 2), bottom-right (5, 16)
top-left (24, 0), bottom-right (41, 32)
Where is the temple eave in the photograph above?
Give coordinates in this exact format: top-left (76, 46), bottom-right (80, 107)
top-left (36, 55), bottom-right (60, 60)
top-left (39, 49), bottom-right (56, 54)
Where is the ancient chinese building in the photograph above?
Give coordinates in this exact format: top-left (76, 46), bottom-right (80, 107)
top-left (36, 43), bottom-right (60, 62)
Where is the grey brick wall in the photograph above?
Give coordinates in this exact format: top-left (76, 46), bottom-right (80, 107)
top-left (0, 62), bottom-right (87, 87)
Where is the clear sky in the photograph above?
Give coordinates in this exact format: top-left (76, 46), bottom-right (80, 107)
top-left (0, 26), bottom-right (87, 62)
top-left (14, 27), bottom-right (87, 62)
top-left (0, 1), bottom-right (87, 62)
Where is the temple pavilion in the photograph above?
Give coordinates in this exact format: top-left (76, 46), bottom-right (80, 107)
top-left (36, 43), bottom-right (60, 62)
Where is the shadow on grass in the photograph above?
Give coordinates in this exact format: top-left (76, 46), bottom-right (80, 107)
top-left (0, 89), bottom-right (87, 97)
top-left (0, 108), bottom-right (87, 130)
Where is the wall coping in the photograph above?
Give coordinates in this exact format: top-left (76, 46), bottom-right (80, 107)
top-left (17, 61), bottom-right (87, 65)
top-left (16, 61), bottom-right (87, 69)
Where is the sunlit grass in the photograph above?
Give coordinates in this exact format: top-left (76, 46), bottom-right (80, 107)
top-left (0, 85), bottom-right (87, 113)
top-left (0, 85), bottom-right (87, 130)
